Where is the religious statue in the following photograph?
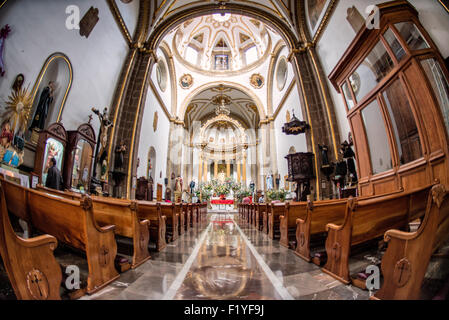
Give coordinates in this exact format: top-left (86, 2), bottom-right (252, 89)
top-left (175, 175), bottom-right (183, 193)
top-left (29, 81), bottom-right (55, 131)
top-left (148, 176), bottom-right (154, 201)
top-left (114, 140), bottom-right (127, 170)
top-left (92, 107), bottom-right (113, 164)
top-left (266, 174), bottom-right (273, 190)
top-left (318, 144), bottom-right (330, 166)
top-left (1, 121), bottom-right (13, 149)
top-left (12, 74), bottom-right (24, 92)
top-left (249, 181), bottom-right (255, 194)
top-left (190, 180), bottom-right (196, 195)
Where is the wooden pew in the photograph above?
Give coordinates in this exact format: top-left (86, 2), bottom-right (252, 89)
top-left (88, 197), bottom-right (150, 269)
top-left (279, 201), bottom-right (308, 249)
top-left (295, 199), bottom-right (347, 262)
top-left (136, 201), bottom-right (166, 251)
top-left (35, 185), bottom-right (168, 254)
top-left (191, 203), bottom-right (198, 227)
top-left (0, 183), bottom-right (62, 300)
top-left (268, 202), bottom-right (285, 240)
top-left (160, 203), bottom-right (179, 242)
top-left (176, 204), bottom-right (184, 236)
top-left (200, 203), bottom-right (207, 222)
top-left (256, 203), bottom-right (266, 231)
top-left (373, 184), bottom-right (449, 300)
top-left (184, 204), bottom-right (190, 231)
top-left (27, 188), bottom-right (119, 294)
top-left (262, 204), bottom-right (269, 234)
top-left (35, 185), bottom-right (150, 269)
top-left (251, 204), bottom-right (257, 226)
top-left (322, 185), bottom-right (432, 284)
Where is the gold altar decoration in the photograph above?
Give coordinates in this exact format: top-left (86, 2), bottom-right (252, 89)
top-left (2, 85), bottom-right (33, 134)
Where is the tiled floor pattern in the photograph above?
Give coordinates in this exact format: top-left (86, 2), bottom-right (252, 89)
top-left (82, 210), bottom-right (371, 300)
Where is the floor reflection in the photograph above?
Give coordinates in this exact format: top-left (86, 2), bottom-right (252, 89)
top-left (174, 214), bottom-right (281, 300)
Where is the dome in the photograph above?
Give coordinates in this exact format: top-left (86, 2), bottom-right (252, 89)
top-left (173, 14), bottom-right (271, 75)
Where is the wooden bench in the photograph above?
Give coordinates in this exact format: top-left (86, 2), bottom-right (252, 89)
top-left (322, 185), bottom-right (432, 284)
top-left (262, 204), bottom-right (269, 234)
top-left (176, 203), bottom-right (184, 235)
top-left (279, 201), bottom-right (308, 249)
top-left (199, 203), bottom-right (207, 222)
top-left (160, 203), bottom-right (179, 242)
top-left (135, 201), bottom-right (166, 251)
top-left (295, 199), bottom-right (347, 262)
top-left (255, 203), bottom-right (266, 231)
top-left (251, 203), bottom-right (257, 226)
top-left (373, 184), bottom-right (449, 300)
top-left (27, 189), bottom-right (119, 293)
top-left (268, 202), bottom-right (285, 240)
top-left (183, 204), bottom-right (190, 232)
top-left (88, 197), bottom-right (150, 269)
top-left (0, 182), bottom-right (62, 300)
top-left (35, 185), bottom-right (150, 269)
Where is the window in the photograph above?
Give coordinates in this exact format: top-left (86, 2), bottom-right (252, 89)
top-left (394, 22), bottom-right (429, 51)
top-left (421, 58), bottom-right (449, 137)
top-left (245, 46), bottom-right (258, 65)
top-left (350, 41), bottom-right (395, 102)
top-left (362, 99), bottom-right (393, 174)
top-left (342, 81), bottom-right (355, 110)
top-left (382, 78), bottom-right (422, 165)
top-left (383, 28), bottom-right (406, 62)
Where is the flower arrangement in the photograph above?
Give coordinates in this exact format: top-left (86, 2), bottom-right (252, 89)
top-left (266, 188), bottom-right (288, 202)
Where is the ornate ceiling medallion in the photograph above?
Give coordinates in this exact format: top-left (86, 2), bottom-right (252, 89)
top-left (179, 73), bottom-right (193, 89)
top-left (250, 73), bottom-right (264, 89)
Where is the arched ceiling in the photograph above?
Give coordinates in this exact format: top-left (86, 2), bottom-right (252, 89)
top-left (152, 0), bottom-right (297, 33)
top-left (173, 14), bottom-right (271, 73)
top-left (185, 85), bottom-right (260, 130)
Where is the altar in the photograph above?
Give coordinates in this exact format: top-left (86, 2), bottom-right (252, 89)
top-left (210, 198), bottom-right (234, 211)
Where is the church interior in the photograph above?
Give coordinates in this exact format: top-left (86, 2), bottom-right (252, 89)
top-left (0, 0), bottom-right (449, 302)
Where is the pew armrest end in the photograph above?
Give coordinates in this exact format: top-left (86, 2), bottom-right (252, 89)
top-left (384, 229), bottom-right (417, 242)
top-left (18, 234), bottom-right (58, 250)
top-left (326, 223), bottom-right (341, 232)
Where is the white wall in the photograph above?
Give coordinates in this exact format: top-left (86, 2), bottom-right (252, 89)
top-left (274, 83), bottom-right (308, 189)
top-left (0, 0), bottom-right (137, 136)
top-left (136, 86), bottom-right (170, 188)
top-left (316, 0), bottom-right (449, 144)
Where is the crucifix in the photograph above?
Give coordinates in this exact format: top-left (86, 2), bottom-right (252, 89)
top-left (91, 107), bottom-right (113, 179)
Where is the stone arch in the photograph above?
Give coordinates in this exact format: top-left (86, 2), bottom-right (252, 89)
top-left (179, 81), bottom-right (266, 122)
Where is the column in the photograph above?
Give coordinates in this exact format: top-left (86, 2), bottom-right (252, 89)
top-left (237, 161), bottom-right (241, 183)
top-left (198, 153), bottom-right (203, 184)
top-left (226, 161), bottom-right (231, 178)
top-left (203, 158), bottom-right (208, 182)
top-left (242, 152), bottom-right (247, 185)
top-left (214, 160), bottom-right (218, 179)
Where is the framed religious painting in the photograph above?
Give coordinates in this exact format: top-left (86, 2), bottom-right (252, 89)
top-left (306, 0), bottom-right (333, 38)
top-left (438, 0), bottom-right (449, 13)
top-left (179, 74), bottom-right (193, 89)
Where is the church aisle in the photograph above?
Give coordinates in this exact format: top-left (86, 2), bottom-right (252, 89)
top-left (82, 210), bottom-right (370, 300)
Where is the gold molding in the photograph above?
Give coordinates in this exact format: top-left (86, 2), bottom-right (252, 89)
top-left (30, 53), bottom-right (73, 124)
top-left (127, 55), bottom-right (153, 198)
top-left (272, 78), bottom-right (296, 121)
top-left (312, 0), bottom-right (339, 45)
top-left (267, 40), bottom-right (287, 114)
top-left (0, 0), bottom-right (8, 9)
top-left (106, 0), bottom-right (133, 46)
top-left (309, 48), bottom-right (339, 160)
top-left (291, 52), bottom-right (320, 200)
top-left (106, 49), bottom-right (138, 179)
top-left (148, 78), bottom-right (173, 121)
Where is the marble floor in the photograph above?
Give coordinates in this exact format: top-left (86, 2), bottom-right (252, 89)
top-left (81, 211), bottom-right (371, 300)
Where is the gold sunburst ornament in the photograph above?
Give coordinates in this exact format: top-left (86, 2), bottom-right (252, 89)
top-left (2, 85), bottom-right (33, 134)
